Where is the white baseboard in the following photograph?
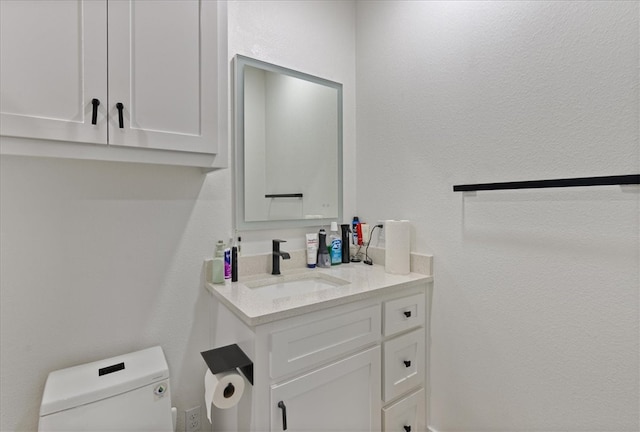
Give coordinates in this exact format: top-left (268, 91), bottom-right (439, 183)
top-left (428, 427), bottom-right (440, 432)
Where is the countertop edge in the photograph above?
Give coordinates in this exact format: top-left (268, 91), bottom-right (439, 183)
top-left (205, 270), bottom-right (433, 327)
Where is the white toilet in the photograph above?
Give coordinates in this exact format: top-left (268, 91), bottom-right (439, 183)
top-left (38, 346), bottom-right (177, 431)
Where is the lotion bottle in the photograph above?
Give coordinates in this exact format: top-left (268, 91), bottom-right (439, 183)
top-left (212, 240), bottom-right (225, 284)
top-left (306, 233), bottom-right (318, 268)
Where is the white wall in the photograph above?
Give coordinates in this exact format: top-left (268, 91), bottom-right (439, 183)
top-left (0, 2), bottom-right (356, 431)
top-left (0, 157), bottom-right (230, 432)
top-left (356, 1), bottom-right (639, 431)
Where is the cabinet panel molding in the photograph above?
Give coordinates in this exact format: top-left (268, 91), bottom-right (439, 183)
top-left (270, 304), bottom-right (381, 379)
top-left (383, 328), bottom-right (425, 402)
top-left (270, 346), bottom-right (382, 432)
top-left (0, 0), bottom-right (107, 144)
top-left (107, 0), bottom-right (219, 154)
top-left (383, 388), bottom-right (426, 432)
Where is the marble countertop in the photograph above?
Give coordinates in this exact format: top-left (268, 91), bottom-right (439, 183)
top-left (205, 263), bottom-right (432, 327)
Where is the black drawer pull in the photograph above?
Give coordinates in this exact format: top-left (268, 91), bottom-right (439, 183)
top-left (91, 98), bottom-right (100, 125)
top-left (278, 401), bottom-right (287, 430)
top-left (403, 360), bottom-right (411, 368)
top-left (403, 311), bottom-right (412, 318)
top-left (116, 102), bottom-right (124, 128)
top-left (404, 426), bottom-right (411, 432)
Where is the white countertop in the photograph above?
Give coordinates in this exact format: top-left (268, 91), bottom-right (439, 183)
top-left (206, 264), bottom-right (432, 327)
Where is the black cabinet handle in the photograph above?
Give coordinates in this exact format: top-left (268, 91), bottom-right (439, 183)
top-left (403, 311), bottom-right (412, 318)
top-left (116, 102), bottom-right (124, 128)
top-left (91, 99), bottom-right (100, 125)
top-left (404, 360), bottom-right (411, 367)
top-left (404, 426), bottom-right (412, 432)
top-left (278, 401), bottom-right (287, 430)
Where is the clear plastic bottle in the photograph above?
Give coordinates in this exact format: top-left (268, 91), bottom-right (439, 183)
top-left (329, 222), bottom-right (342, 265)
top-left (317, 228), bottom-right (331, 268)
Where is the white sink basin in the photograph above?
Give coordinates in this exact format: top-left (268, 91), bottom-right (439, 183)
top-left (243, 272), bottom-right (349, 300)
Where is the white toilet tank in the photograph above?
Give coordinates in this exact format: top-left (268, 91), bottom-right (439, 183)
top-left (38, 346), bottom-right (175, 432)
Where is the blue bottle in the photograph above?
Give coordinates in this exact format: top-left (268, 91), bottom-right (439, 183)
top-left (329, 222), bottom-right (342, 265)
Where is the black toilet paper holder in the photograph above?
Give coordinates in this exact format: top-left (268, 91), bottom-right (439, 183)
top-left (201, 344), bottom-right (254, 385)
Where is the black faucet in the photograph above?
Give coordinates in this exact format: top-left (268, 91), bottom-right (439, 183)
top-left (272, 239), bottom-right (291, 275)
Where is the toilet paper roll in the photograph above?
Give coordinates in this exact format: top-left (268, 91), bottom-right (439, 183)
top-left (204, 369), bottom-right (246, 422)
top-left (385, 220), bottom-right (411, 275)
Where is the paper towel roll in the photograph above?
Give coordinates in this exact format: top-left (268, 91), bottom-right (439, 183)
top-left (385, 220), bottom-right (410, 275)
top-left (204, 369), bottom-right (246, 422)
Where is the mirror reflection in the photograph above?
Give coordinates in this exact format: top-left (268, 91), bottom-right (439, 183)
top-left (235, 55), bottom-right (343, 230)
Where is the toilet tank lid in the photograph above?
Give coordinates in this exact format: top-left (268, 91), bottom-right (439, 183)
top-left (40, 346), bottom-right (170, 416)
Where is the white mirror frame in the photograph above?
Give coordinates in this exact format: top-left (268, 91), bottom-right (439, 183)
top-left (233, 55), bottom-right (343, 231)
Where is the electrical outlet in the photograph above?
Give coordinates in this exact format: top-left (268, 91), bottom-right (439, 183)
top-left (377, 220), bottom-right (386, 244)
top-left (185, 406), bottom-right (201, 432)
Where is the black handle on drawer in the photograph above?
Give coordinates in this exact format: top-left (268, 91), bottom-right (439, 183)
top-left (404, 360), bottom-right (411, 368)
top-left (404, 426), bottom-right (412, 432)
top-left (91, 98), bottom-right (100, 125)
top-left (403, 311), bottom-right (412, 318)
top-left (278, 401), bottom-right (287, 430)
top-left (116, 102), bottom-right (124, 128)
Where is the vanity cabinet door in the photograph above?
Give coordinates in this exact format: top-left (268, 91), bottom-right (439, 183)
top-left (0, 0), bottom-right (108, 144)
top-left (382, 388), bottom-right (426, 432)
top-left (383, 329), bottom-right (425, 402)
top-left (383, 293), bottom-right (425, 337)
top-left (270, 346), bottom-right (381, 432)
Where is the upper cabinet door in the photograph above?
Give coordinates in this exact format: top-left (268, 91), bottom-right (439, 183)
top-left (0, 0), bottom-right (108, 144)
top-left (107, 0), bottom-right (218, 154)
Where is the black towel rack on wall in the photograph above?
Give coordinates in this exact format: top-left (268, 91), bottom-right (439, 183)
top-left (453, 174), bottom-right (640, 192)
top-left (265, 193), bottom-right (303, 198)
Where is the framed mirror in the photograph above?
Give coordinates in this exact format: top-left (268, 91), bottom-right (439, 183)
top-left (234, 55), bottom-right (343, 230)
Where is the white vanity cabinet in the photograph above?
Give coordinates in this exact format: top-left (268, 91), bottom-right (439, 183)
top-left (263, 303), bottom-right (383, 432)
top-left (208, 269), bottom-right (431, 432)
top-left (0, 0), bottom-right (225, 168)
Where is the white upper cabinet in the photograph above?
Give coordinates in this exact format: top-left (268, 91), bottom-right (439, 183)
top-left (107, 0), bottom-right (218, 154)
top-left (0, 0), bottom-right (108, 144)
top-left (0, 0), bottom-right (226, 168)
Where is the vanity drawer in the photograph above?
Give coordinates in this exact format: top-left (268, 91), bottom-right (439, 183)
top-left (270, 304), bottom-right (381, 379)
top-left (383, 328), bottom-right (425, 402)
top-left (383, 387), bottom-right (426, 432)
top-left (383, 293), bottom-right (425, 336)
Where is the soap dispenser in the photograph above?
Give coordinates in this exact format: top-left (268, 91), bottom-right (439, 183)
top-left (317, 228), bottom-right (331, 268)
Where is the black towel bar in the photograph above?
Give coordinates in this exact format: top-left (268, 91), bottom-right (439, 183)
top-left (453, 174), bottom-right (639, 192)
top-left (265, 193), bottom-right (303, 198)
